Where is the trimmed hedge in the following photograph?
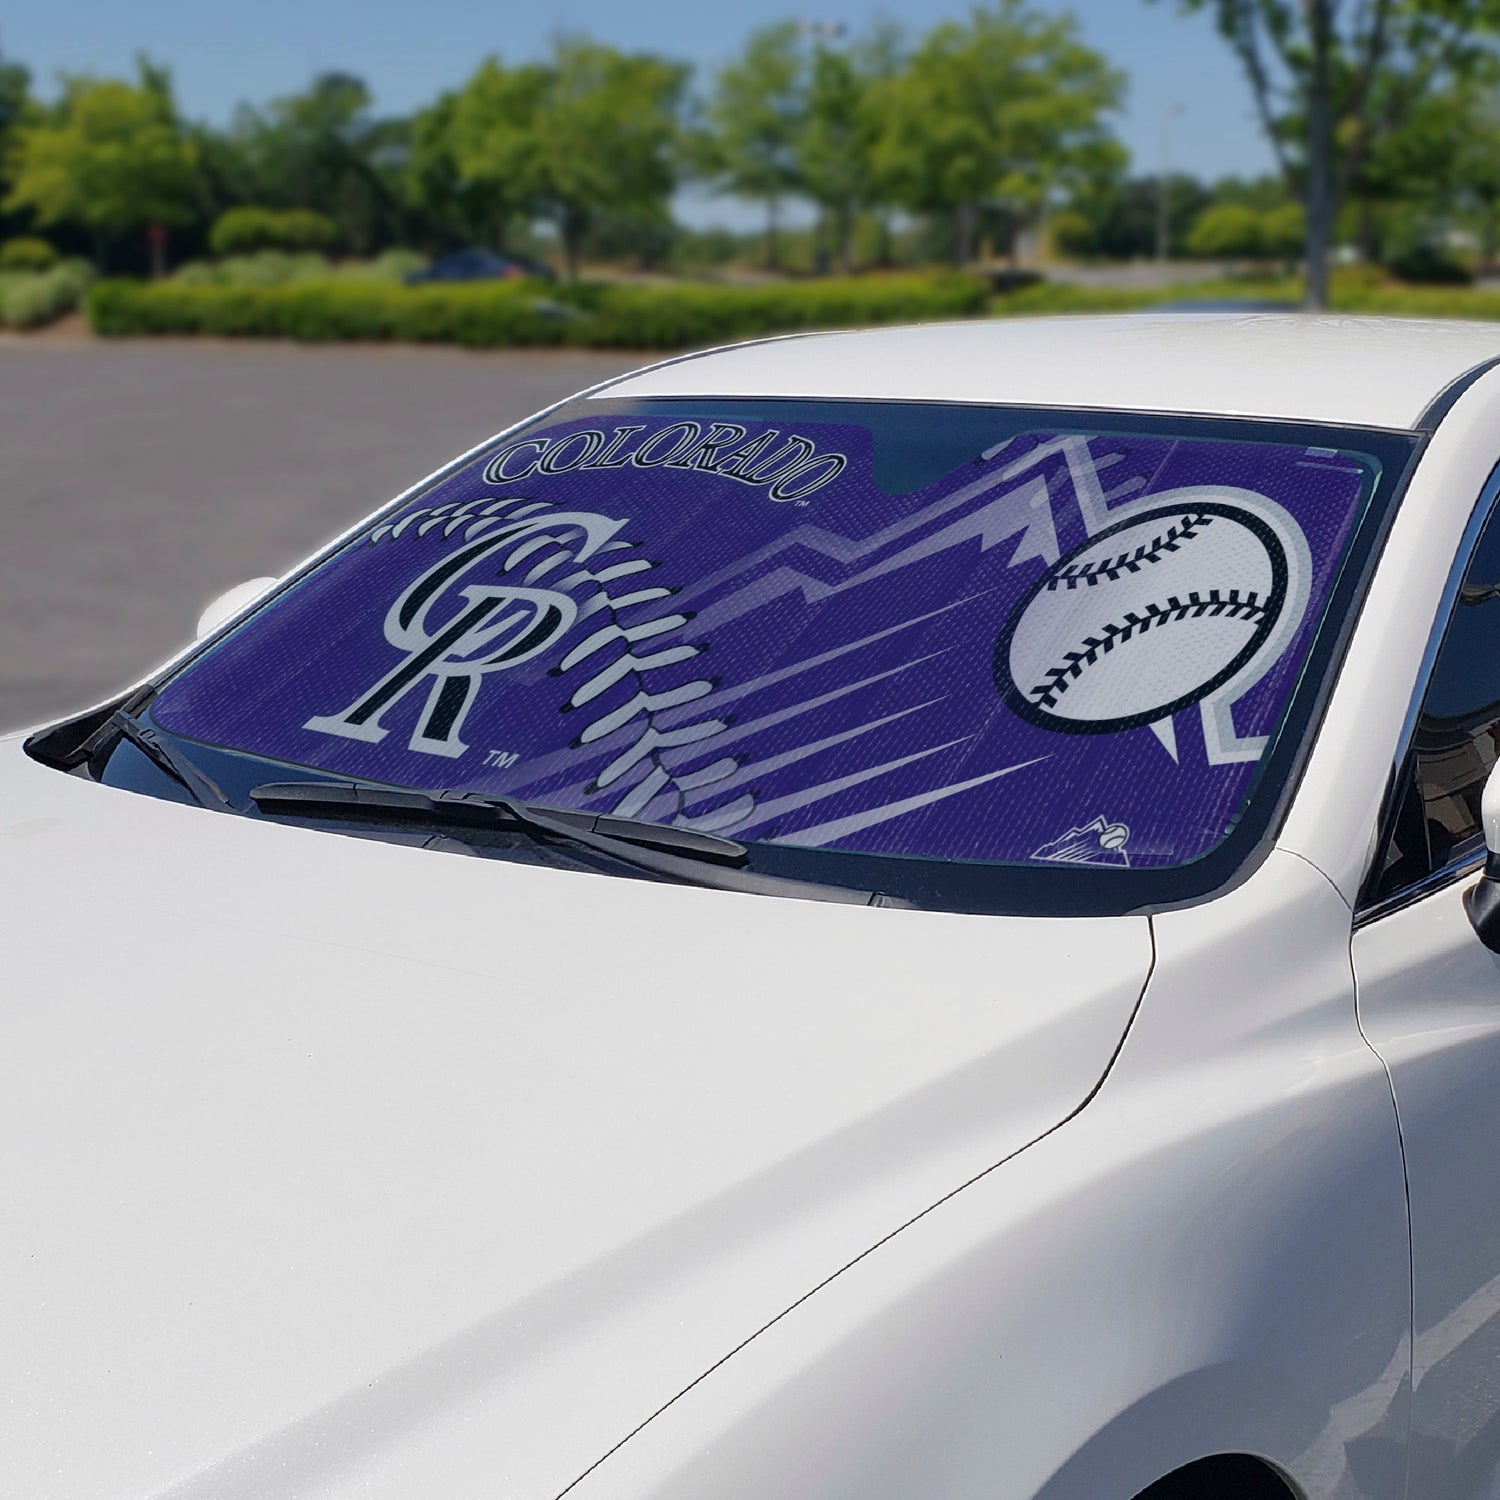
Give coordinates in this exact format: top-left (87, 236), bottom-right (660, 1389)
top-left (1337, 283), bottom-right (1500, 319)
top-left (85, 272), bottom-right (989, 349)
top-left (993, 282), bottom-right (1157, 317)
top-left (990, 270), bottom-right (1500, 321)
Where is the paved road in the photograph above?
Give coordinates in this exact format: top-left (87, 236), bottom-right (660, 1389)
top-left (0, 338), bottom-right (640, 730)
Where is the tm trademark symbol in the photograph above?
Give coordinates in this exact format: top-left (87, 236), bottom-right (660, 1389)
top-left (796, 500), bottom-right (811, 507)
top-left (484, 748), bottom-right (519, 769)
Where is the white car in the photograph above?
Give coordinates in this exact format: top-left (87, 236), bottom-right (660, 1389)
top-left (13, 313), bottom-right (1500, 1500)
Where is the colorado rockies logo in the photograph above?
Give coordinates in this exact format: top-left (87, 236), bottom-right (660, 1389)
top-left (995, 501), bottom-right (1291, 736)
top-left (304, 509), bottom-right (624, 758)
top-left (301, 493), bottom-right (751, 830)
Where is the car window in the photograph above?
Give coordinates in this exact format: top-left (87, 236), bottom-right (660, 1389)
top-left (125, 399), bottom-right (1411, 915)
top-left (1371, 500), bottom-right (1500, 901)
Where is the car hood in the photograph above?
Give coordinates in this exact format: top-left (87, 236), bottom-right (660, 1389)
top-left (0, 739), bottom-right (1152, 1500)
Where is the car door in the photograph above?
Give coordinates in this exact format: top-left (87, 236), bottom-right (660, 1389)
top-left (1353, 489), bottom-right (1500, 1500)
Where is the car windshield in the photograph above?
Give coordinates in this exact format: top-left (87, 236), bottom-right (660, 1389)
top-left (136, 397), bottom-right (1413, 914)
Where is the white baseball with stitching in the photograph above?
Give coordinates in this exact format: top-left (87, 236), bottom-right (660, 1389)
top-left (1000, 502), bottom-right (1287, 733)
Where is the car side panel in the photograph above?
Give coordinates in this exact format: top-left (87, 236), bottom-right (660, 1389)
top-left (1355, 883), bottom-right (1500, 1500)
top-left (567, 852), bottom-right (1410, 1500)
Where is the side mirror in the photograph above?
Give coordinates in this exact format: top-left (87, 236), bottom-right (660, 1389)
top-left (196, 576), bottom-right (276, 640)
top-left (1466, 763), bottom-right (1500, 951)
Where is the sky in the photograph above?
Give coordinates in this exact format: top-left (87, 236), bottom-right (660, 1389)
top-left (2, 0), bottom-right (1278, 223)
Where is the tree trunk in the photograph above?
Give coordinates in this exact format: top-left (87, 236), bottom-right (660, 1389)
top-left (764, 199), bottom-right (781, 271)
top-left (1304, 0), bottom-right (1335, 310)
top-left (954, 201), bottom-right (978, 267)
top-left (147, 223), bottom-right (168, 280)
top-left (837, 204), bottom-right (854, 274)
top-left (560, 207), bottom-right (583, 282)
top-left (1356, 199), bottom-right (1378, 264)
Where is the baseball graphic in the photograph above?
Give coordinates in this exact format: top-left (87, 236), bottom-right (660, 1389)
top-left (996, 501), bottom-right (1290, 735)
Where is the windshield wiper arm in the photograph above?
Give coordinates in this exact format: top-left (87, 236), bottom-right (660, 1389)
top-left (110, 710), bottom-right (231, 810)
top-left (249, 780), bottom-right (907, 908)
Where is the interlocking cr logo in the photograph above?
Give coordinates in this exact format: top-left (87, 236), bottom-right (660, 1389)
top-left (304, 531), bottom-right (588, 759)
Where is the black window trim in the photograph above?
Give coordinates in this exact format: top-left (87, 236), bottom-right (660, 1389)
top-left (1355, 457), bottom-right (1500, 925)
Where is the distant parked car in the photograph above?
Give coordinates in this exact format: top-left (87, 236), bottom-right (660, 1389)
top-left (403, 247), bottom-right (553, 284)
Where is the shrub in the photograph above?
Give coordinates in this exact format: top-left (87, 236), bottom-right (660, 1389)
top-left (1333, 281), bottom-right (1500, 318)
top-left (1261, 203), bottom-right (1306, 260)
top-left (174, 251), bottom-right (332, 288)
top-left (86, 272), bottom-right (989, 348)
top-left (0, 259), bottom-right (94, 328)
top-left (994, 282), bottom-right (1155, 316)
top-left (1048, 210), bottom-right (1097, 259)
top-left (173, 249), bottom-right (429, 288)
top-left (340, 248), bottom-right (428, 282)
top-left (208, 207), bottom-right (339, 257)
top-left (0, 236), bottom-right (58, 272)
top-left (1187, 204), bottom-right (1266, 259)
top-left (1387, 244), bottom-right (1473, 286)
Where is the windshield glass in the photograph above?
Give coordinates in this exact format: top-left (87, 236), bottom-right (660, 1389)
top-left (142, 397), bottom-right (1408, 910)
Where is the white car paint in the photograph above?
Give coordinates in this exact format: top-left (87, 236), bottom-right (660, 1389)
top-left (10, 314), bottom-right (1500, 1499)
top-left (604, 313), bottom-right (1500, 429)
top-left (569, 852), bottom-right (1410, 1500)
top-left (0, 743), bottom-right (1148, 1500)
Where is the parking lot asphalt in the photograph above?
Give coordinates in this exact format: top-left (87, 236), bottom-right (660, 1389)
top-left (0, 337), bottom-right (641, 729)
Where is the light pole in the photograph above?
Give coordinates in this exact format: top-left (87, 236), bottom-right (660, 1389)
top-left (1157, 103), bottom-right (1184, 263)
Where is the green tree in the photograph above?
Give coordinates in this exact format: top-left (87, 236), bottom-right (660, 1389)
top-left (442, 58), bottom-right (552, 255)
top-left (1447, 93), bottom-right (1500, 269)
top-left (451, 40), bottom-right (687, 280)
top-left (699, 23), bottom-right (807, 268)
top-left (796, 25), bottom-right (905, 272)
top-left (5, 60), bottom-right (196, 270)
top-left (0, 49), bottom-right (29, 157)
top-left (798, 43), bottom-right (872, 271)
top-left (406, 83), bottom-right (525, 251)
top-left (870, 1), bottom-right (1123, 265)
top-left (1160, 0), bottom-right (1500, 308)
top-left (223, 74), bottom-right (408, 253)
top-left (0, 49), bottom-right (35, 243)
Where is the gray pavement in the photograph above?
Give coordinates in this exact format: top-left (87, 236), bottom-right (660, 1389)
top-left (0, 338), bottom-right (640, 729)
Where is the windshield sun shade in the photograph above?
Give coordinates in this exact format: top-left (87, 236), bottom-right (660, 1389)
top-left (145, 398), bottom-right (1406, 907)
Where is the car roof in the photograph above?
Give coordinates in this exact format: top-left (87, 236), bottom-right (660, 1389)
top-left (599, 313), bottom-right (1500, 431)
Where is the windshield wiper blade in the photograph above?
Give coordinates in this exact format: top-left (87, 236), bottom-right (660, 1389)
top-left (251, 780), bottom-right (746, 860)
top-left (110, 711), bottom-right (231, 810)
top-left (249, 780), bottom-right (907, 907)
